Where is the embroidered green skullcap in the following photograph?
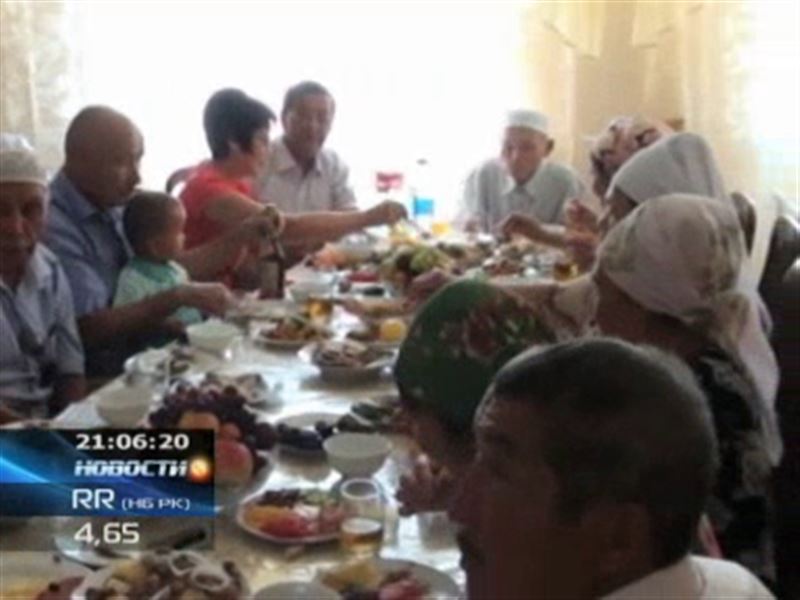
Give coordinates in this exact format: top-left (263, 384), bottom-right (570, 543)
top-left (394, 279), bottom-right (554, 434)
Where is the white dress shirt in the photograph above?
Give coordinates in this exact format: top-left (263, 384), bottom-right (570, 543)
top-left (604, 556), bottom-right (774, 599)
top-left (255, 138), bottom-right (358, 213)
top-left (457, 158), bottom-right (585, 231)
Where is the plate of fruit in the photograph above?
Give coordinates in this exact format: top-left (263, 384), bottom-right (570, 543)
top-left (345, 317), bottom-right (409, 350)
top-left (148, 384), bottom-right (276, 504)
top-left (237, 488), bottom-right (345, 545)
top-left (318, 558), bottom-right (460, 600)
top-left (380, 244), bottom-right (453, 291)
top-left (72, 550), bottom-right (248, 600)
top-left (252, 315), bottom-right (333, 351)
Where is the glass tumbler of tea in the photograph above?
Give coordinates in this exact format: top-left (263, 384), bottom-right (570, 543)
top-left (306, 296), bottom-right (334, 325)
top-left (339, 478), bottom-right (386, 558)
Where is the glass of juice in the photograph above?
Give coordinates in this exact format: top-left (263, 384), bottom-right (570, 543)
top-left (305, 296), bottom-right (334, 325)
top-left (339, 478), bottom-right (385, 558)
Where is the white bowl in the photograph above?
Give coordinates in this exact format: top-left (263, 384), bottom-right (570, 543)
top-left (323, 432), bottom-right (391, 477)
top-left (186, 319), bottom-right (240, 353)
top-left (288, 276), bottom-right (336, 302)
top-left (95, 386), bottom-right (152, 427)
top-left (254, 581), bottom-right (339, 600)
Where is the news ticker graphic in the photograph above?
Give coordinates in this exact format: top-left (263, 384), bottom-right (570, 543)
top-left (0, 429), bottom-right (215, 518)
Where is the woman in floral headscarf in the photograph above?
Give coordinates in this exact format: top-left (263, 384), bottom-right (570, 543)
top-left (589, 115), bottom-right (673, 198)
top-left (393, 279), bottom-right (554, 514)
top-left (593, 193), bottom-right (780, 573)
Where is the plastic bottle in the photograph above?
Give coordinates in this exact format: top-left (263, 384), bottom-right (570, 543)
top-left (410, 158), bottom-right (435, 232)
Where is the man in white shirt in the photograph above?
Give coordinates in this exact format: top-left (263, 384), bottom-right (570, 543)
top-left (457, 109), bottom-right (584, 232)
top-left (449, 338), bottom-right (774, 600)
top-left (255, 81), bottom-right (357, 214)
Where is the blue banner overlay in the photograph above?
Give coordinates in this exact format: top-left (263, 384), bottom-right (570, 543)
top-left (0, 429), bottom-right (215, 518)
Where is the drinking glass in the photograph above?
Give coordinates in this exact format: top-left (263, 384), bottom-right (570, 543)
top-left (305, 296), bottom-right (334, 325)
top-left (339, 478), bottom-right (386, 558)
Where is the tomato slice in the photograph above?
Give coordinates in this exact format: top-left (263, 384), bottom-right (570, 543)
top-left (261, 512), bottom-right (314, 538)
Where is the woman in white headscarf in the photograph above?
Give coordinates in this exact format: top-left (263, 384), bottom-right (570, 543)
top-left (599, 131), bottom-right (728, 233)
top-left (593, 193), bottom-right (780, 572)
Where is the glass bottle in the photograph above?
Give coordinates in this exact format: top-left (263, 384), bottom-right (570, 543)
top-left (258, 236), bottom-right (286, 299)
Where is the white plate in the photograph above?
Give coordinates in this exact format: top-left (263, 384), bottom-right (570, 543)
top-left (235, 492), bottom-right (341, 546)
top-left (252, 323), bottom-right (333, 352)
top-left (256, 336), bottom-right (318, 351)
top-left (254, 581), bottom-right (339, 600)
top-left (489, 274), bottom-right (542, 287)
top-left (201, 366), bottom-right (283, 408)
top-left (230, 298), bottom-right (300, 321)
top-left (71, 552), bottom-right (250, 599)
top-left (318, 558), bottom-right (461, 600)
top-left (276, 412), bottom-right (342, 458)
top-left (344, 332), bottom-right (403, 352)
top-left (0, 552), bottom-right (90, 597)
top-left (299, 343), bottom-right (394, 383)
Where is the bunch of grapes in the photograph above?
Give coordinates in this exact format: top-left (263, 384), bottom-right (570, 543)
top-left (276, 419), bottom-right (336, 452)
top-left (149, 384), bottom-right (277, 468)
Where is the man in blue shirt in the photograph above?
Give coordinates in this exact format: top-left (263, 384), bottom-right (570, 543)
top-left (44, 106), bottom-right (278, 376)
top-left (0, 145), bottom-right (85, 420)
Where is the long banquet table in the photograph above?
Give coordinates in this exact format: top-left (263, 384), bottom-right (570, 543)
top-left (0, 316), bottom-right (463, 595)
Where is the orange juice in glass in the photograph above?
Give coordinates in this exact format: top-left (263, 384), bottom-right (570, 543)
top-left (306, 296), bottom-right (334, 325)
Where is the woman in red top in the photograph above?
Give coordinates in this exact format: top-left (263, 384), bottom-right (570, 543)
top-left (180, 88), bottom-right (406, 287)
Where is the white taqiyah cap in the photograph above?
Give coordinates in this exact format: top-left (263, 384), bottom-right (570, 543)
top-left (0, 145), bottom-right (48, 187)
top-left (505, 109), bottom-right (550, 136)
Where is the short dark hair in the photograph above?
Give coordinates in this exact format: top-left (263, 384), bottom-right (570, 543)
top-left (491, 338), bottom-right (718, 568)
top-left (281, 81), bottom-right (333, 118)
top-left (123, 190), bottom-right (179, 255)
top-left (203, 88), bottom-right (275, 160)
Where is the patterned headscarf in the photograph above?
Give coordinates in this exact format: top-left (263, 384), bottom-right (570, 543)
top-left (608, 132), bottom-right (728, 205)
top-left (597, 194), bottom-right (781, 463)
top-left (589, 115), bottom-right (672, 192)
top-left (394, 280), bottom-right (555, 434)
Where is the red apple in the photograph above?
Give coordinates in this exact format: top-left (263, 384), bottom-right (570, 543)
top-left (214, 439), bottom-right (254, 486)
top-left (219, 422), bottom-right (242, 441)
top-left (178, 411), bottom-right (220, 433)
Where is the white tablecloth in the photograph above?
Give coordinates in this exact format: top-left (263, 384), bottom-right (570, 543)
top-left (0, 325), bottom-right (463, 595)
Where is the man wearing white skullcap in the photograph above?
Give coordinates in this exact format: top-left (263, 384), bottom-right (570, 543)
top-left (0, 144), bottom-right (85, 423)
top-left (456, 109), bottom-right (585, 233)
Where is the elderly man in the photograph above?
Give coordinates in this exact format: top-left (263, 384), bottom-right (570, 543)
top-left (44, 106), bottom-right (274, 376)
top-left (450, 338), bottom-right (773, 599)
top-left (457, 109), bottom-right (584, 234)
top-left (1, 144), bottom-right (85, 421)
top-left (255, 81), bottom-right (356, 214)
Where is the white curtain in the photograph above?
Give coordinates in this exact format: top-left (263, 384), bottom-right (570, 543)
top-left (0, 0), bottom-right (81, 169)
top-left (2, 1), bottom-right (526, 218)
top-left (1, 0), bottom-right (796, 221)
top-left (521, 0), bottom-right (799, 273)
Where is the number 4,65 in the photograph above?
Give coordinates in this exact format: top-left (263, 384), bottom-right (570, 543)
top-left (74, 521), bottom-right (140, 546)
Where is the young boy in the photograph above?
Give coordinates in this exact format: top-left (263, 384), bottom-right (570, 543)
top-left (113, 191), bottom-right (205, 334)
